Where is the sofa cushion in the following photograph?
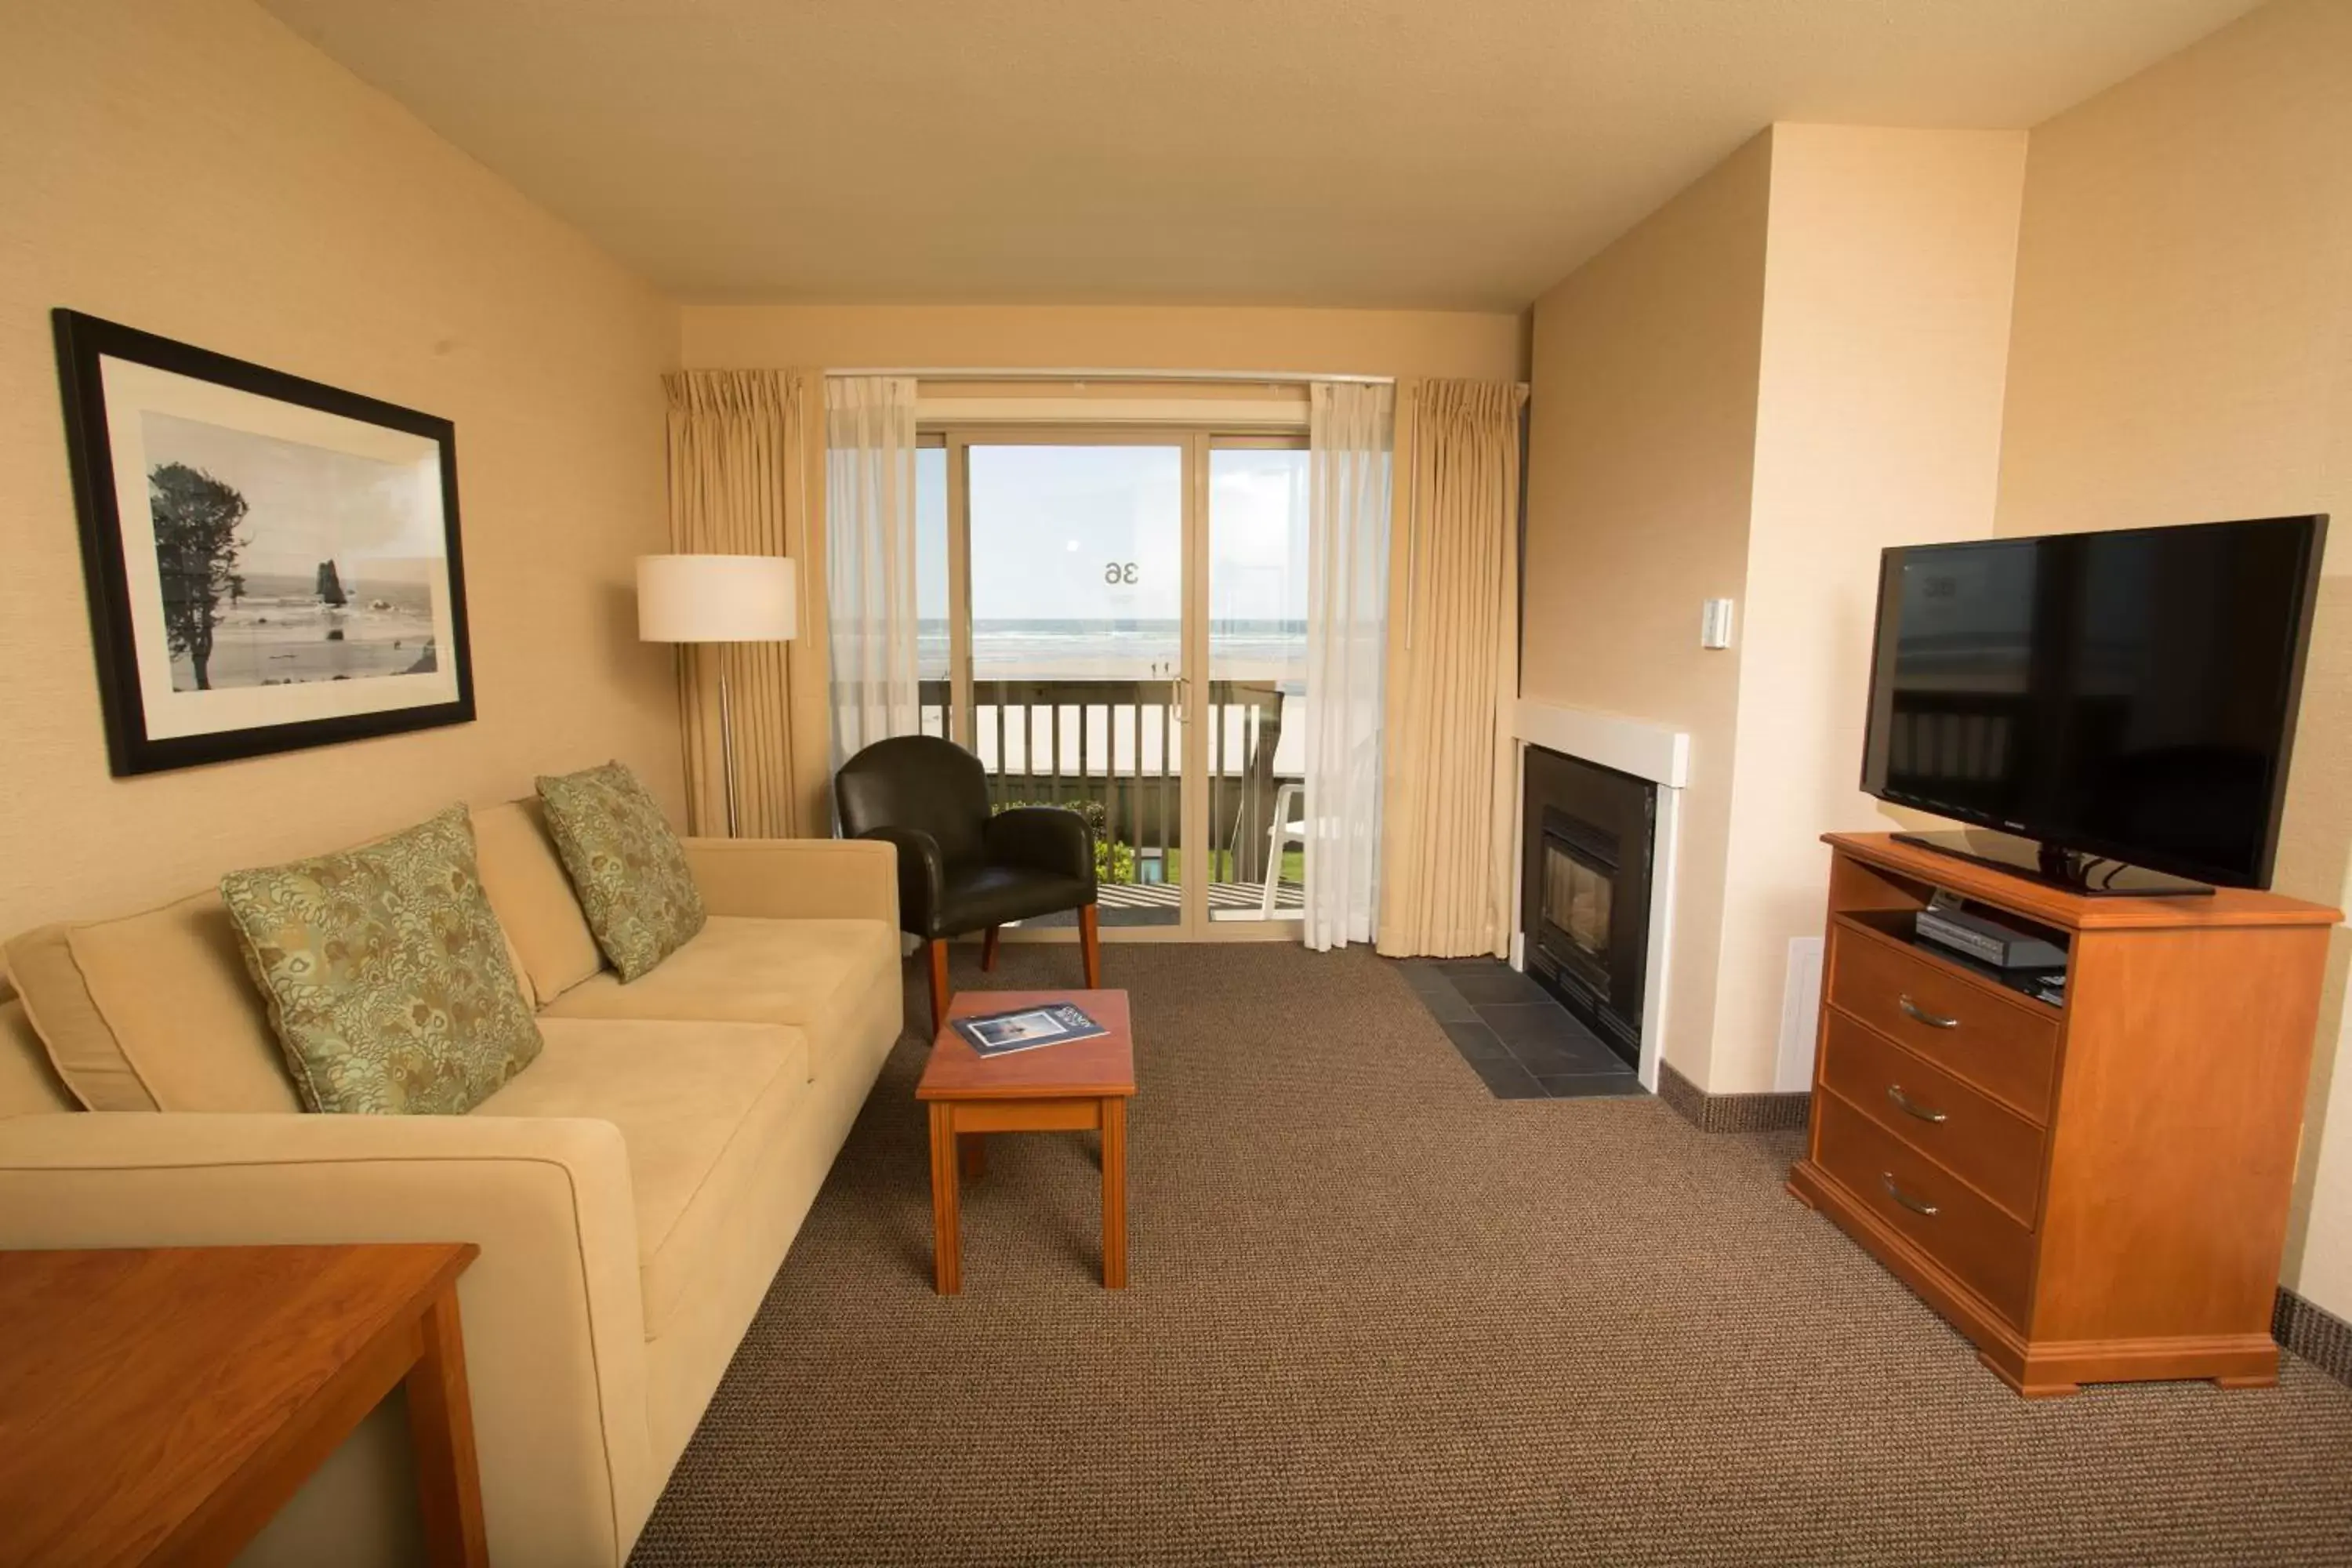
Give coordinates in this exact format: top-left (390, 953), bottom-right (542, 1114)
top-left (537, 916), bottom-right (899, 1082)
top-left (474, 1015), bottom-right (811, 1338)
top-left (222, 805), bottom-right (543, 1116)
top-left (0, 998), bottom-right (75, 1116)
top-left (4, 893), bottom-right (300, 1113)
top-left (536, 763), bottom-right (707, 983)
top-left (474, 799), bottom-right (606, 1004)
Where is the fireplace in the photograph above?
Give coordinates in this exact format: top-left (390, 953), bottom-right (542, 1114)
top-left (1523, 746), bottom-right (1656, 1068)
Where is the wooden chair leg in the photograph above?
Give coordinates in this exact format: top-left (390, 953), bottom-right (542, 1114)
top-left (982, 925), bottom-right (1000, 971)
top-left (1079, 903), bottom-right (1102, 989)
top-left (927, 938), bottom-right (951, 1034)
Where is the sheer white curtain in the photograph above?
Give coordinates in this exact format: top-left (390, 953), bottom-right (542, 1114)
top-left (824, 376), bottom-right (921, 775)
top-left (1301, 382), bottom-right (1395, 950)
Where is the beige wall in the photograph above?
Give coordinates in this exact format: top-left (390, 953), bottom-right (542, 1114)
top-left (1523, 128), bottom-right (2026, 1093)
top-left (1992, 0), bottom-right (2352, 1316)
top-left (1710, 126), bottom-right (2027, 1092)
top-left (1521, 133), bottom-right (1774, 1086)
top-left (0, 0), bottom-right (681, 937)
top-left (680, 302), bottom-right (1526, 382)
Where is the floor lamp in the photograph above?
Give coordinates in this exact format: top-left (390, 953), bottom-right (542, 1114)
top-left (637, 554), bottom-right (797, 837)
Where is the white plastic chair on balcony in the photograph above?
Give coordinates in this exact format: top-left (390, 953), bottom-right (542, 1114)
top-left (1258, 781), bottom-right (1308, 916)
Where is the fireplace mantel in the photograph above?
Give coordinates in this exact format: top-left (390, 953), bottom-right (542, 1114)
top-left (1515, 700), bottom-right (1689, 789)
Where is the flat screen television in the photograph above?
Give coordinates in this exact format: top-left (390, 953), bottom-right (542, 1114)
top-left (1860, 514), bottom-right (2327, 894)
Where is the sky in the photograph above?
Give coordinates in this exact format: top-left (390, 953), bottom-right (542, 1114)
top-left (918, 445), bottom-right (1309, 624)
top-left (140, 411), bottom-right (443, 580)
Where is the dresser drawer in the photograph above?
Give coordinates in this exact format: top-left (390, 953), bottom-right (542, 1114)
top-left (1828, 926), bottom-right (2060, 1121)
top-left (1819, 1010), bottom-right (2048, 1225)
top-left (1815, 1089), bottom-right (2037, 1328)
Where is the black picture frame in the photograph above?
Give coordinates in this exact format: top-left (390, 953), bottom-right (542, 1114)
top-left (53, 309), bottom-right (475, 776)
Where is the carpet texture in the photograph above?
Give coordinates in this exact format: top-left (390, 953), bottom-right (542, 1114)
top-left (630, 944), bottom-right (2352, 1566)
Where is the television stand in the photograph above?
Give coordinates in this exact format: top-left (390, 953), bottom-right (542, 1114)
top-left (1891, 829), bottom-right (2215, 898)
top-left (1788, 832), bottom-right (2339, 1396)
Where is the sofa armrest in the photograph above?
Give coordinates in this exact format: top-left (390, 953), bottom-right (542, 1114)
top-left (679, 837), bottom-right (900, 927)
top-left (0, 1112), bottom-right (654, 1567)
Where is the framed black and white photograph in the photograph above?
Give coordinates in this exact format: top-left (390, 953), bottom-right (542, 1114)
top-left (53, 310), bottom-right (474, 775)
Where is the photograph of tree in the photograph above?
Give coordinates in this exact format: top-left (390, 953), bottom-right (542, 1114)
top-left (141, 412), bottom-right (442, 692)
top-left (53, 309), bottom-right (473, 776)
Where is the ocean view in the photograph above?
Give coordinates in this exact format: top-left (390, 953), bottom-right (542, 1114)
top-left (923, 619), bottom-right (1307, 681)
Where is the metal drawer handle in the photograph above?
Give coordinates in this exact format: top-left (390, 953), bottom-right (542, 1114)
top-left (1886, 1084), bottom-right (1948, 1124)
top-left (1881, 1174), bottom-right (1940, 1217)
top-left (1897, 994), bottom-right (1958, 1029)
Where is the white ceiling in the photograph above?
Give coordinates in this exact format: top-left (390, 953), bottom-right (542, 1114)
top-left (258, 0), bottom-right (2260, 310)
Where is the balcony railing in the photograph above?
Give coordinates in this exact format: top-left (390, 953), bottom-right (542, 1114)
top-left (916, 677), bottom-right (1301, 908)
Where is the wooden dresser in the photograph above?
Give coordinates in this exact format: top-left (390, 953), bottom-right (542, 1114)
top-left (1787, 832), bottom-right (2339, 1397)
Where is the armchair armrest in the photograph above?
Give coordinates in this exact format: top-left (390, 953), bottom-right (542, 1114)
top-left (0, 1112), bottom-right (654, 1566)
top-left (848, 826), bottom-right (944, 937)
top-left (985, 806), bottom-right (1098, 891)
top-left (680, 836), bottom-right (898, 926)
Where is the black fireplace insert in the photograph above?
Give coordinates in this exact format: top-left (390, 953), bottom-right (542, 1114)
top-left (1522, 746), bottom-right (1655, 1067)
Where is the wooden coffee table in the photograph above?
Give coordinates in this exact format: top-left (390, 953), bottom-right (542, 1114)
top-left (917, 989), bottom-right (1136, 1294)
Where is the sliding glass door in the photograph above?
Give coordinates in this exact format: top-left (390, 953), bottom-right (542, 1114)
top-left (970, 440), bottom-right (1189, 930)
top-left (1205, 441), bottom-right (1308, 923)
top-left (920, 429), bottom-right (1305, 939)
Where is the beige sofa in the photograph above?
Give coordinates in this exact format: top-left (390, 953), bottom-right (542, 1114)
top-left (0, 800), bottom-right (905, 1566)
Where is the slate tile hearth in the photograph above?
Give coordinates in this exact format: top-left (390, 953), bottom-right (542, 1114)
top-left (1396, 958), bottom-right (1647, 1100)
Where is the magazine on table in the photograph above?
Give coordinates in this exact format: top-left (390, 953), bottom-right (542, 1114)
top-left (951, 1002), bottom-right (1108, 1057)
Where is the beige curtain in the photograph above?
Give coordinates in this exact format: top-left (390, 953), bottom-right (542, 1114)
top-left (1376, 379), bottom-right (1529, 957)
top-left (662, 369), bottom-right (833, 837)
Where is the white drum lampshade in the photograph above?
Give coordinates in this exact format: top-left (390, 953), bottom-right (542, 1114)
top-left (637, 554), bottom-right (796, 838)
top-left (637, 554), bottom-right (797, 644)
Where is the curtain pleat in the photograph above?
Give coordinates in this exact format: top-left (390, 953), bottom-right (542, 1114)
top-left (662, 368), bottom-right (833, 837)
top-left (1302, 383), bottom-right (1395, 950)
top-left (824, 378), bottom-right (922, 775)
top-left (1377, 378), bottom-right (1529, 957)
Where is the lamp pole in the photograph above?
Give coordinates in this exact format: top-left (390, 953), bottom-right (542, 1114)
top-left (718, 655), bottom-right (739, 839)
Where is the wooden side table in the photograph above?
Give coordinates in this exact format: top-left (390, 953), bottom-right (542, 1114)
top-left (0, 1243), bottom-right (487, 1566)
top-left (917, 989), bottom-right (1137, 1294)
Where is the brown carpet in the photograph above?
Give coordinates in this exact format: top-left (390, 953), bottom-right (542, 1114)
top-left (630, 944), bottom-right (2352, 1566)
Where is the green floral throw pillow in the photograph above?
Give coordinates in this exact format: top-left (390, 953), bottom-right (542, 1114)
top-left (535, 761), bottom-right (706, 982)
top-left (220, 805), bottom-right (542, 1115)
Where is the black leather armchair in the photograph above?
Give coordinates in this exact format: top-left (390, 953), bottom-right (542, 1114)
top-left (835, 735), bottom-right (1101, 1029)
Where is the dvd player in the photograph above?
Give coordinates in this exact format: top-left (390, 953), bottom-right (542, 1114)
top-left (1915, 906), bottom-right (2067, 971)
